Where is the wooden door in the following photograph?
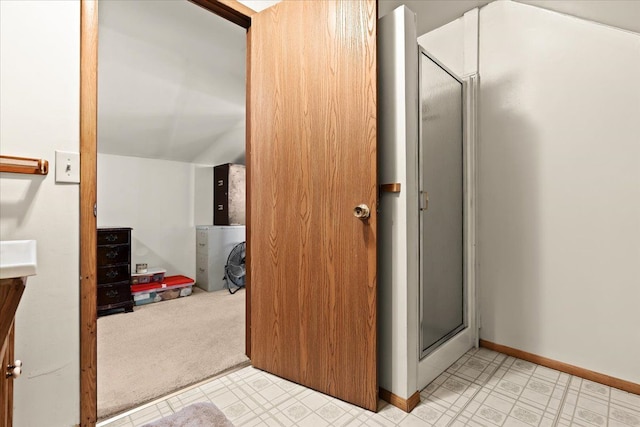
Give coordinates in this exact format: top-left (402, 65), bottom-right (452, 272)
top-left (249, 0), bottom-right (378, 412)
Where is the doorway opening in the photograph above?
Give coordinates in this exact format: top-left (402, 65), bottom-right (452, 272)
top-left (83, 0), bottom-right (380, 422)
top-left (95, 0), bottom-right (248, 419)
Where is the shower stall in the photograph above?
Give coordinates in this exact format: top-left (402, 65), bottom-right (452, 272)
top-left (378, 4), bottom-right (478, 402)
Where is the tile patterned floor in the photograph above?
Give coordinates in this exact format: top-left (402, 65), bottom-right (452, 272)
top-left (97, 348), bottom-right (640, 427)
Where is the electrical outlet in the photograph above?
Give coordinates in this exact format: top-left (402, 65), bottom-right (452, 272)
top-left (55, 151), bottom-right (80, 183)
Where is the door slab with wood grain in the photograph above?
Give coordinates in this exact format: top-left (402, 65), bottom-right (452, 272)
top-left (249, 0), bottom-right (378, 411)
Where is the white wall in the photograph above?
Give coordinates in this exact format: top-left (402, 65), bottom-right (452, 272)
top-left (418, 18), bottom-right (464, 76)
top-left (478, 1), bottom-right (640, 383)
top-left (417, 9), bottom-right (479, 79)
top-left (0, 1), bottom-right (80, 426)
top-left (98, 0), bottom-right (246, 164)
top-left (98, 154), bottom-right (198, 278)
top-left (194, 166), bottom-right (214, 225)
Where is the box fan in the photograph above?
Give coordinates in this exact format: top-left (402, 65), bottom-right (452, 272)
top-left (224, 241), bottom-right (246, 294)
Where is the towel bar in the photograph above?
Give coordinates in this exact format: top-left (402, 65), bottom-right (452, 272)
top-left (0, 155), bottom-right (49, 175)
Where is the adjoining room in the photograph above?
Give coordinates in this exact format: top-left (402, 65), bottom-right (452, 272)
top-left (95, 0), bottom-right (248, 419)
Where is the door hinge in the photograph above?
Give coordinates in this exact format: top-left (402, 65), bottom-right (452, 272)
top-left (420, 191), bottom-right (429, 211)
top-left (93, 203), bottom-right (97, 217)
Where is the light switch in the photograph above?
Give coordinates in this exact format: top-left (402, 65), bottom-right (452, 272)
top-left (55, 151), bottom-right (80, 183)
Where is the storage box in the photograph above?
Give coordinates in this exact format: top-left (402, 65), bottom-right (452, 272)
top-left (130, 267), bottom-right (166, 285)
top-left (131, 289), bottom-right (158, 306)
top-left (130, 275), bottom-right (194, 306)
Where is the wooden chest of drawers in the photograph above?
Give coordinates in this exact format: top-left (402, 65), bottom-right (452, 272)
top-left (97, 227), bottom-right (133, 315)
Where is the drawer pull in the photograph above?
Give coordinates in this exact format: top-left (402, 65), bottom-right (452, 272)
top-left (106, 290), bottom-right (119, 298)
top-left (217, 204), bottom-right (224, 211)
top-left (217, 179), bottom-right (224, 186)
top-left (106, 270), bottom-right (118, 279)
top-left (198, 243), bottom-right (205, 247)
top-left (106, 250), bottom-right (119, 259)
top-left (199, 268), bottom-right (205, 272)
top-left (105, 234), bottom-right (119, 242)
top-left (6, 360), bottom-right (22, 379)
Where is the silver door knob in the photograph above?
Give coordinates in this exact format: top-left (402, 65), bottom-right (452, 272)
top-left (353, 204), bottom-right (370, 219)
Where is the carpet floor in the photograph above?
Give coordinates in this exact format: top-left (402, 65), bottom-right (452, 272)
top-left (97, 287), bottom-right (247, 420)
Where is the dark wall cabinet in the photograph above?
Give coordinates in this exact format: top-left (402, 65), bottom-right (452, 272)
top-left (214, 163), bottom-right (246, 225)
top-left (97, 227), bottom-right (133, 315)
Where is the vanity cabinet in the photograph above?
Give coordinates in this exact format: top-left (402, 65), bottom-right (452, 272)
top-left (97, 227), bottom-right (133, 315)
top-left (0, 326), bottom-right (15, 427)
top-left (0, 277), bottom-right (25, 427)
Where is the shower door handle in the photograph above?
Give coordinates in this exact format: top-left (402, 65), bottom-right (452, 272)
top-left (420, 191), bottom-right (429, 211)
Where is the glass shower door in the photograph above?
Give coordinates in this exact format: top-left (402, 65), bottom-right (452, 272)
top-left (419, 50), bottom-right (465, 357)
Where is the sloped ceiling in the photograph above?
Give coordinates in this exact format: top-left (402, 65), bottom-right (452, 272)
top-left (98, 0), bottom-right (639, 164)
top-left (517, 1), bottom-right (640, 34)
top-left (378, 0), bottom-right (640, 36)
top-left (98, 0), bottom-right (246, 164)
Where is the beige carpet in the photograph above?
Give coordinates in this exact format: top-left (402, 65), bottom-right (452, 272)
top-left (97, 287), bottom-right (247, 420)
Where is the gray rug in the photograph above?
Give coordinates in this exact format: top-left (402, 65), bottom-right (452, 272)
top-left (142, 402), bottom-right (234, 427)
top-left (98, 288), bottom-right (248, 420)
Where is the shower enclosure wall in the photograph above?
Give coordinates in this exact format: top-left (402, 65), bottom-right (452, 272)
top-left (378, 5), bottom-right (478, 404)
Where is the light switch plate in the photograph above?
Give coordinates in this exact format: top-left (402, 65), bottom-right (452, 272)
top-left (55, 151), bottom-right (80, 183)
